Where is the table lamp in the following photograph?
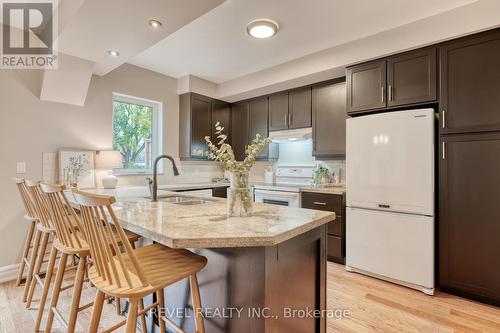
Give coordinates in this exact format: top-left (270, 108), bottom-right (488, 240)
top-left (96, 151), bottom-right (122, 189)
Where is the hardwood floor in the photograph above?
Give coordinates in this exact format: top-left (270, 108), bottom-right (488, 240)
top-left (327, 263), bottom-right (500, 333)
top-left (0, 262), bottom-right (498, 332)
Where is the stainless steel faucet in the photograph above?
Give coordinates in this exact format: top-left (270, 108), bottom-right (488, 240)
top-left (151, 155), bottom-right (179, 202)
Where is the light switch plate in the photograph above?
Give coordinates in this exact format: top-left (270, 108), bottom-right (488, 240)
top-left (16, 162), bottom-right (26, 174)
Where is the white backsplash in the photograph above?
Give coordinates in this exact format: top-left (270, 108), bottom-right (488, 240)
top-left (275, 139), bottom-right (346, 183)
top-left (42, 142), bottom-right (346, 187)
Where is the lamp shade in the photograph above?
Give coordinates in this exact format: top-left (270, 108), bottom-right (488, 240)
top-left (96, 151), bottom-right (123, 169)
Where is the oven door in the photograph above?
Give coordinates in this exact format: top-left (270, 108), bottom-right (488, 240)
top-left (254, 189), bottom-right (300, 207)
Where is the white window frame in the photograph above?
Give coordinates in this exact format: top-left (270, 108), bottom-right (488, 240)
top-left (112, 93), bottom-right (163, 175)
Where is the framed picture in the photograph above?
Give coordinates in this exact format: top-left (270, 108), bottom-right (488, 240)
top-left (58, 150), bottom-right (96, 188)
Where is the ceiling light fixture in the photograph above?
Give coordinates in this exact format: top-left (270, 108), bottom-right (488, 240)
top-left (108, 50), bottom-right (120, 57)
top-left (148, 19), bottom-right (162, 29)
top-left (246, 19), bottom-right (279, 39)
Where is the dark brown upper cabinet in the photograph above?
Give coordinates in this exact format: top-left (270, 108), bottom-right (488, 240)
top-left (179, 93), bottom-right (212, 160)
top-left (312, 80), bottom-right (347, 158)
top-left (269, 91), bottom-right (289, 131)
top-left (439, 133), bottom-right (500, 305)
top-left (268, 87), bottom-right (312, 131)
top-left (249, 96), bottom-right (271, 159)
top-left (387, 47), bottom-right (437, 107)
top-left (288, 86), bottom-right (312, 129)
top-left (211, 99), bottom-right (231, 146)
top-left (440, 31), bottom-right (500, 134)
top-left (346, 60), bottom-right (387, 113)
top-left (179, 93), bottom-right (231, 160)
top-left (231, 100), bottom-right (249, 161)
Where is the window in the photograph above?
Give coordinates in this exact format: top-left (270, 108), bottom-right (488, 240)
top-left (112, 93), bottom-right (162, 174)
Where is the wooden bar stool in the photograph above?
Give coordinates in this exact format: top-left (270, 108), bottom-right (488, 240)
top-left (73, 190), bottom-right (207, 333)
top-left (37, 184), bottom-right (141, 333)
top-left (13, 178), bottom-right (40, 301)
top-left (24, 179), bottom-right (58, 309)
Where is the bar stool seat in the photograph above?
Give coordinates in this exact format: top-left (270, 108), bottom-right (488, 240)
top-left (89, 243), bottom-right (207, 298)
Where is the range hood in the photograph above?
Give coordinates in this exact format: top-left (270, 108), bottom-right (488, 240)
top-left (268, 127), bottom-right (312, 143)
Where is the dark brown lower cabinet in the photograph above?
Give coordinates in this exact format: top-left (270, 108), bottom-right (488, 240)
top-left (440, 133), bottom-right (500, 306)
top-left (212, 186), bottom-right (228, 198)
top-left (301, 191), bottom-right (345, 264)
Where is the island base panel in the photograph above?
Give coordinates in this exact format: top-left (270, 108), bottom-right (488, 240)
top-left (143, 225), bottom-right (326, 333)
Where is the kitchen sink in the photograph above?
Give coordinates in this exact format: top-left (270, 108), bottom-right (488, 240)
top-left (171, 199), bottom-right (213, 205)
top-left (149, 195), bottom-right (216, 205)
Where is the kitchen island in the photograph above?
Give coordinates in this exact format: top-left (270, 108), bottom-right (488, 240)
top-left (66, 186), bottom-right (335, 333)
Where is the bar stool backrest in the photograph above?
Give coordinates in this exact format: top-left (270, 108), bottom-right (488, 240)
top-left (73, 190), bottom-right (148, 289)
top-left (13, 178), bottom-right (37, 220)
top-left (40, 183), bottom-right (85, 250)
top-left (25, 180), bottom-right (54, 231)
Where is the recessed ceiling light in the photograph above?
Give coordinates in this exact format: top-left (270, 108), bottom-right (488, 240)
top-left (108, 50), bottom-right (120, 57)
top-left (246, 19), bottom-right (279, 39)
top-left (148, 19), bottom-right (162, 29)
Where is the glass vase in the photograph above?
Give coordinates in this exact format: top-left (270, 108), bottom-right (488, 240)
top-left (227, 171), bottom-right (253, 217)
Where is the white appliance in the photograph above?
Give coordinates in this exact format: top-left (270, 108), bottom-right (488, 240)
top-left (254, 165), bottom-right (315, 207)
top-left (346, 108), bottom-right (435, 295)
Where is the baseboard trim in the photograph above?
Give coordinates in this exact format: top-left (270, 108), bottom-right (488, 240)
top-left (0, 264), bottom-right (20, 284)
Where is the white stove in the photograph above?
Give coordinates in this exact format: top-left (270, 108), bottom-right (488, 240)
top-left (254, 166), bottom-right (315, 207)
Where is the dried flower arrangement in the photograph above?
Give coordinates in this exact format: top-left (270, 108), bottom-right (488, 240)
top-left (205, 122), bottom-right (271, 216)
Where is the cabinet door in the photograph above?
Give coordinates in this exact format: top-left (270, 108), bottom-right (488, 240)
top-left (440, 31), bottom-right (500, 134)
top-left (212, 99), bottom-right (231, 146)
top-left (269, 91), bottom-right (289, 131)
top-left (249, 96), bottom-right (269, 159)
top-left (190, 94), bottom-right (212, 159)
top-left (312, 81), bottom-right (347, 157)
top-left (231, 101), bottom-right (249, 161)
top-left (289, 86), bottom-right (312, 129)
top-left (387, 47), bottom-right (437, 107)
top-left (347, 60), bottom-right (386, 113)
top-left (440, 133), bottom-right (500, 304)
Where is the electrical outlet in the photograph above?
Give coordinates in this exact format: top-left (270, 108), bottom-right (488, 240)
top-left (16, 162), bottom-right (26, 174)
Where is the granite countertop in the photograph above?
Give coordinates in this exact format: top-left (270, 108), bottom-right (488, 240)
top-left (66, 186), bottom-right (335, 249)
top-left (299, 185), bottom-right (346, 195)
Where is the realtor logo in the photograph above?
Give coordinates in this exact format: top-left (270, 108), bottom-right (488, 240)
top-left (1, 0), bottom-right (58, 69)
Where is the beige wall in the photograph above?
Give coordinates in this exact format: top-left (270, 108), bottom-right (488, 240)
top-left (0, 64), bottom-right (221, 267)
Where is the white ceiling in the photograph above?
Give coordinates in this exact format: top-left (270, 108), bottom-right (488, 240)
top-left (130, 0), bottom-right (477, 83)
top-left (57, 0), bottom-right (224, 75)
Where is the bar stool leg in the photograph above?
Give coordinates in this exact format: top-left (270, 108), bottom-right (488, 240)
top-left (126, 298), bottom-right (139, 333)
top-left (16, 220), bottom-right (36, 286)
top-left (190, 274), bottom-right (205, 333)
top-left (88, 290), bottom-right (105, 333)
top-left (67, 255), bottom-right (87, 333)
top-left (26, 231), bottom-right (49, 308)
top-left (138, 298), bottom-right (147, 332)
top-left (44, 252), bottom-right (67, 333)
top-left (156, 289), bottom-right (166, 333)
top-left (34, 244), bottom-right (58, 331)
top-left (23, 228), bottom-right (41, 302)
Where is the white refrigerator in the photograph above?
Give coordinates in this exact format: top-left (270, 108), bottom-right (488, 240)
top-left (346, 108), bottom-right (435, 295)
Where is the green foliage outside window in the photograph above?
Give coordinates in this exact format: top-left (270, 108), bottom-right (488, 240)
top-left (112, 100), bottom-right (152, 169)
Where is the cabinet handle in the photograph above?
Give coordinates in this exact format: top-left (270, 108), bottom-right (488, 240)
top-left (289, 112), bottom-right (293, 126)
top-left (313, 201), bottom-right (327, 206)
top-left (442, 110), bottom-right (446, 129)
top-left (285, 113), bottom-right (288, 127)
top-left (388, 85), bottom-right (393, 101)
top-left (381, 86), bottom-right (385, 103)
top-left (442, 141), bottom-right (446, 160)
